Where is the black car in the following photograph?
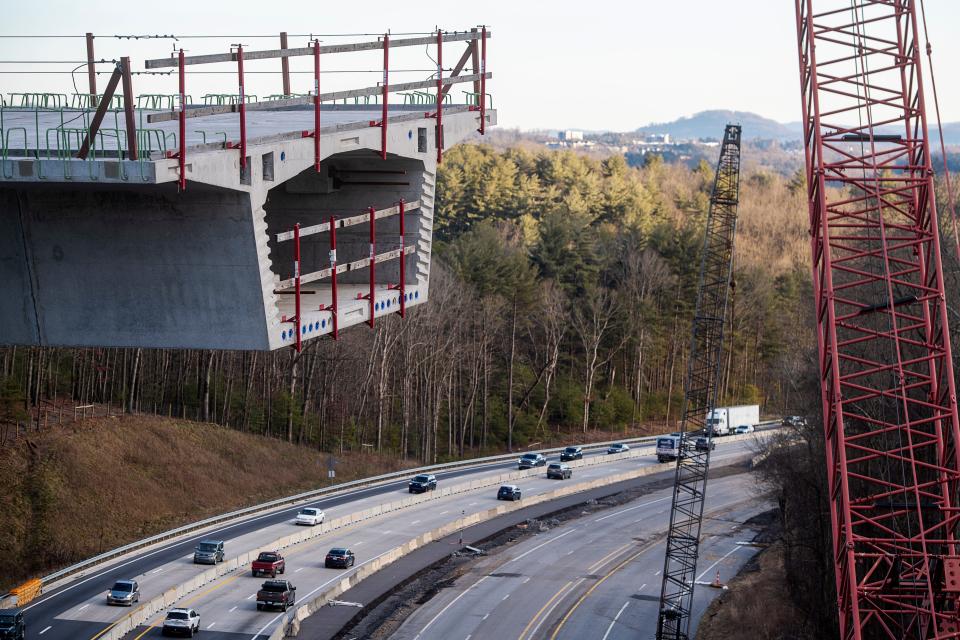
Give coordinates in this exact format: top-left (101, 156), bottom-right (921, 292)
top-left (408, 474), bottom-right (437, 493)
top-left (497, 485), bottom-right (522, 501)
top-left (0, 609), bottom-right (24, 640)
top-left (559, 446), bottom-right (583, 462)
top-left (325, 547), bottom-right (356, 569)
top-left (695, 437), bottom-right (715, 452)
top-left (547, 463), bottom-right (572, 479)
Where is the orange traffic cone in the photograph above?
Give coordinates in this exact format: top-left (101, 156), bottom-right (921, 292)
top-left (711, 570), bottom-right (724, 588)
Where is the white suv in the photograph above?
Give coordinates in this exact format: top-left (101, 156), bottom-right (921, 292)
top-left (162, 608), bottom-right (200, 637)
top-left (295, 507), bottom-right (325, 526)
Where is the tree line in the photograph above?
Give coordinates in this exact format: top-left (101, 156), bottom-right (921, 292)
top-left (0, 143), bottom-right (815, 463)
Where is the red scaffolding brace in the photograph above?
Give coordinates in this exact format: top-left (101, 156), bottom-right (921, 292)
top-left (275, 201), bottom-right (417, 347)
top-left (794, 1), bottom-right (960, 638)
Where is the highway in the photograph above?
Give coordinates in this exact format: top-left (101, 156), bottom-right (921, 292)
top-left (389, 474), bottom-right (769, 640)
top-left (21, 437), bottom-right (761, 640)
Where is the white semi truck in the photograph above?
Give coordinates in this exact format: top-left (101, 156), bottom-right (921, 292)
top-left (705, 404), bottom-right (760, 436)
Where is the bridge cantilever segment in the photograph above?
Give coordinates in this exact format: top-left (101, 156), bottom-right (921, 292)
top-left (0, 29), bottom-right (495, 350)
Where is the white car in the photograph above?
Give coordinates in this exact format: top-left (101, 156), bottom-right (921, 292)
top-left (162, 608), bottom-right (200, 637)
top-left (607, 443), bottom-right (630, 454)
top-left (734, 424), bottom-right (755, 434)
top-left (295, 507), bottom-right (325, 526)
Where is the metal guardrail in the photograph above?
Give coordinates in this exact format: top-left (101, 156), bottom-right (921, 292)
top-left (30, 422), bottom-right (780, 593)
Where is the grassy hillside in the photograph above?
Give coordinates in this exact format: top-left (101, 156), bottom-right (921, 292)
top-left (0, 416), bottom-right (416, 591)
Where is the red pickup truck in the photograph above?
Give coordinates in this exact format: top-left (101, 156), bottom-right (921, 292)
top-left (251, 551), bottom-right (286, 578)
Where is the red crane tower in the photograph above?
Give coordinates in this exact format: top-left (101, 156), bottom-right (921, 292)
top-left (794, 1), bottom-right (960, 638)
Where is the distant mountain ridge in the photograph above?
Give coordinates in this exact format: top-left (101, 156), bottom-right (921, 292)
top-left (637, 109), bottom-right (960, 144)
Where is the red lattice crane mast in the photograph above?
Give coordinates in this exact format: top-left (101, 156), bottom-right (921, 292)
top-left (794, 1), bottom-right (960, 638)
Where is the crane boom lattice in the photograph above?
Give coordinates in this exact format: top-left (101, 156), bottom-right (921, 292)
top-left (656, 124), bottom-right (742, 640)
top-left (794, 1), bottom-right (960, 638)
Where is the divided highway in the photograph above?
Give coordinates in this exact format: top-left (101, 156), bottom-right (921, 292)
top-left (22, 435), bottom-right (765, 640)
top-left (390, 474), bottom-right (768, 640)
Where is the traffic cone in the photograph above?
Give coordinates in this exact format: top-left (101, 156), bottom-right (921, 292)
top-left (711, 570), bottom-right (724, 589)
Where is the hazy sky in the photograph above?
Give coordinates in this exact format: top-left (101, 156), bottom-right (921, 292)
top-left (3, 0), bottom-right (959, 131)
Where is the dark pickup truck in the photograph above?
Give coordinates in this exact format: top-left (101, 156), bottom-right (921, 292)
top-left (252, 551), bottom-right (286, 578)
top-left (256, 580), bottom-right (296, 611)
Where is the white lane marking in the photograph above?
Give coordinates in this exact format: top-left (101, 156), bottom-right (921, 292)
top-left (229, 606), bottom-right (238, 612)
top-left (695, 545), bottom-right (742, 582)
top-left (208, 622), bottom-right (217, 629)
top-left (482, 613), bottom-right (490, 621)
top-left (77, 604), bottom-right (89, 611)
top-left (465, 635), bottom-right (472, 640)
top-left (601, 601), bottom-right (630, 640)
top-left (566, 550), bottom-right (574, 555)
top-left (295, 567), bottom-right (304, 573)
top-left (654, 571), bottom-right (661, 576)
top-left (526, 579), bottom-right (583, 639)
top-left (594, 497), bottom-right (671, 522)
top-left (247, 594), bottom-right (256, 600)
top-left (639, 583), bottom-right (647, 591)
top-left (412, 520), bottom-right (421, 525)
top-left (149, 567), bottom-right (164, 574)
top-left (522, 577), bottom-right (531, 584)
top-left (468, 502), bottom-right (478, 506)
top-left (501, 594), bottom-right (510, 601)
top-left (414, 575), bottom-right (490, 638)
top-left (440, 510), bottom-right (450, 515)
top-left (39, 626), bottom-right (52, 635)
top-left (353, 541), bottom-right (365, 546)
top-left (507, 529), bottom-right (577, 564)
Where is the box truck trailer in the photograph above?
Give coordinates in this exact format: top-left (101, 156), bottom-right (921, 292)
top-left (705, 405), bottom-right (759, 436)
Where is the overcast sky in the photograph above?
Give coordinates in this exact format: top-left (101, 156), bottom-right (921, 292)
top-left (3, 0), bottom-right (959, 131)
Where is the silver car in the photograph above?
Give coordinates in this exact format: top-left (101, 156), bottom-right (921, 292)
top-left (193, 539), bottom-right (225, 564)
top-left (106, 579), bottom-right (140, 606)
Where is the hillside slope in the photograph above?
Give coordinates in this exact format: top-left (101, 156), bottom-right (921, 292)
top-left (0, 416), bottom-right (414, 591)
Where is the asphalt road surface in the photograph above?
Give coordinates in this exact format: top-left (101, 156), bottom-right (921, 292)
top-left (388, 473), bottom-right (770, 640)
top-left (23, 436), bottom-right (762, 640)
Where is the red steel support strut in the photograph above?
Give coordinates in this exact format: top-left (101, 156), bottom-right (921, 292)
top-left (329, 216), bottom-right (339, 339)
top-left (436, 29), bottom-right (443, 164)
top-left (479, 26), bottom-right (486, 135)
top-left (177, 48), bottom-right (186, 191)
top-left (313, 39), bottom-right (321, 173)
top-left (236, 44), bottom-right (247, 170)
top-left (380, 34), bottom-right (389, 160)
top-left (294, 223), bottom-right (302, 353)
top-left (368, 206), bottom-right (376, 327)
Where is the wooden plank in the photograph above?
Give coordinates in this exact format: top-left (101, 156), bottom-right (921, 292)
top-left (77, 66), bottom-right (122, 159)
top-left (439, 40), bottom-right (476, 101)
top-left (145, 31), bottom-right (491, 69)
top-left (275, 200), bottom-right (420, 242)
top-left (147, 73), bottom-right (490, 123)
top-left (275, 245), bottom-right (414, 290)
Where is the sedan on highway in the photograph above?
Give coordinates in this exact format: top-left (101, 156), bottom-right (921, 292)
top-left (607, 443), bottom-right (630, 454)
top-left (560, 446), bottom-right (583, 461)
top-left (735, 424), bottom-right (755, 434)
top-left (547, 463), bottom-right (572, 479)
top-left (695, 437), bottom-right (716, 452)
top-left (295, 507), bottom-right (325, 526)
top-left (497, 485), bottom-right (522, 501)
top-left (161, 608), bottom-right (200, 637)
top-left (106, 579), bottom-right (140, 606)
top-left (518, 453), bottom-right (547, 469)
top-left (325, 547), bottom-right (356, 569)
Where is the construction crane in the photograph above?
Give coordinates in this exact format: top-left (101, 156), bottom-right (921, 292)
top-left (656, 124), bottom-right (742, 640)
top-left (794, 1), bottom-right (960, 638)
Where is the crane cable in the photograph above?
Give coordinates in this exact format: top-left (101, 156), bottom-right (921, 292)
top-left (918, 0), bottom-right (960, 262)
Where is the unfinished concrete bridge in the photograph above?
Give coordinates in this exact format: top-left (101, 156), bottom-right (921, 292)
top-left (0, 29), bottom-right (494, 350)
